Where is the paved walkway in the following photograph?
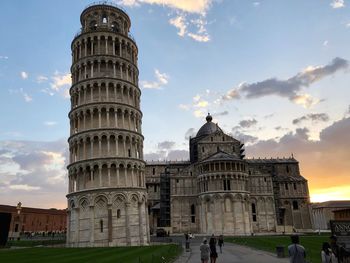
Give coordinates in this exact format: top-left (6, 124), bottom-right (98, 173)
top-left (175, 241), bottom-right (289, 263)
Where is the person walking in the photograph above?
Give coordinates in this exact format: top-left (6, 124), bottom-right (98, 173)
top-left (321, 242), bottom-right (334, 263)
top-left (218, 235), bottom-right (224, 253)
top-left (200, 238), bottom-right (210, 263)
top-left (209, 234), bottom-right (218, 263)
top-left (330, 235), bottom-right (340, 263)
top-left (288, 235), bottom-right (306, 263)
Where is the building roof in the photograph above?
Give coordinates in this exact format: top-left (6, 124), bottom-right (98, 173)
top-left (146, 160), bottom-right (190, 166)
top-left (200, 150), bottom-right (241, 163)
top-left (312, 200), bottom-right (350, 209)
top-left (196, 114), bottom-right (223, 137)
top-left (0, 204), bottom-right (66, 215)
top-left (246, 157), bottom-right (298, 164)
top-left (273, 175), bottom-right (306, 182)
top-left (333, 208), bottom-right (350, 213)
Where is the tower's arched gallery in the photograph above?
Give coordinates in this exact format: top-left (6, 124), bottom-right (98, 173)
top-left (67, 3), bottom-right (148, 247)
top-left (67, 3), bottom-right (312, 248)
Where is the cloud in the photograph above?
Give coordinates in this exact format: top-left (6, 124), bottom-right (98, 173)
top-left (117, 0), bottom-right (212, 14)
top-left (144, 149), bottom-right (189, 161)
top-left (23, 93), bottom-right (33, 102)
top-left (330, 0), bottom-right (345, 8)
top-left (212, 111), bottom-right (229, 117)
top-left (239, 118), bottom-right (258, 128)
top-left (117, 0), bottom-right (212, 42)
top-left (0, 55), bottom-right (9, 60)
top-left (275, 126), bottom-right (289, 131)
top-left (223, 57), bottom-right (348, 108)
top-left (222, 88), bottom-right (240, 101)
top-left (9, 88), bottom-right (33, 102)
top-left (144, 138), bottom-right (190, 161)
top-left (194, 109), bottom-right (206, 118)
top-left (44, 121), bottom-right (58, 127)
top-left (20, 71), bottom-right (28, 79)
top-left (292, 113), bottom-right (330, 125)
top-left (9, 184), bottom-right (40, 191)
top-left (0, 139), bottom-right (68, 208)
top-left (253, 2), bottom-right (260, 7)
top-left (323, 40), bottom-right (329, 47)
top-left (141, 69), bottom-right (169, 89)
top-left (169, 14), bottom-right (210, 42)
top-left (194, 100), bottom-right (209, 108)
top-left (187, 17), bottom-right (210, 42)
top-left (231, 130), bottom-right (258, 144)
top-left (37, 75), bottom-right (48, 83)
top-left (167, 150), bottom-right (189, 160)
top-left (179, 104), bottom-right (190, 110)
top-left (157, 141), bottom-right (176, 150)
top-left (291, 94), bottom-right (320, 108)
top-left (246, 116), bottom-right (350, 197)
top-left (185, 128), bottom-right (196, 140)
top-left (50, 72), bottom-right (71, 98)
top-left (169, 15), bottom-right (187, 36)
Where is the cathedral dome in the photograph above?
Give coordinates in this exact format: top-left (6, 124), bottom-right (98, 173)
top-left (196, 113), bottom-right (222, 137)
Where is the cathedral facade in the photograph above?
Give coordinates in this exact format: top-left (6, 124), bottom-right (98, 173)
top-left (146, 114), bottom-right (313, 235)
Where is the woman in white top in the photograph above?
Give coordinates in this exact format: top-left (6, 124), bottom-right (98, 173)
top-left (321, 242), bottom-right (336, 263)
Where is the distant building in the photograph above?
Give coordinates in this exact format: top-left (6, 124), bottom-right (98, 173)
top-left (0, 202), bottom-right (66, 239)
top-left (333, 208), bottom-right (350, 221)
top-left (312, 201), bottom-right (350, 230)
top-left (146, 114), bottom-right (313, 235)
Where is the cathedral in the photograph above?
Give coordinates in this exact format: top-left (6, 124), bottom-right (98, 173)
top-left (145, 114), bottom-right (313, 235)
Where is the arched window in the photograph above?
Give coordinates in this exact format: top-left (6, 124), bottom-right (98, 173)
top-left (111, 22), bottom-right (120, 32)
top-left (100, 219), bottom-right (103, 232)
top-left (89, 20), bottom-right (97, 30)
top-left (286, 165), bottom-right (290, 173)
top-left (152, 168), bottom-right (155, 175)
top-left (117, 209), bottom-right (121, 218)
top-left (251, 203), bottom-right (257, 222)
top-left (102, 14), bottom-right (108, 24)
top-left (293, 201), bottom-right (299, 210)
top-left (190, 204), bottom-right (195, 223)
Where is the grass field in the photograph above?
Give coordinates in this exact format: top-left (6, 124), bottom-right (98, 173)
top-left (226, 235), bottom-right (328, 263)
top-left (0, 244), bottom-right (182, 263)
top-left (6, 239), bottom-right (66, 247)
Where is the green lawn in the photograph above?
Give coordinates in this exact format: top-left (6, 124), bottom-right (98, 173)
top-left (0, 244), bottom-right (182, 263)
top-left (6, 239), bottom-right (66, 247)
top-left (225, 235), bottom-right (328, 263)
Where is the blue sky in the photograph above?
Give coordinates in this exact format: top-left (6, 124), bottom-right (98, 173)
top-left (0, 0), bottom-right (350, 207)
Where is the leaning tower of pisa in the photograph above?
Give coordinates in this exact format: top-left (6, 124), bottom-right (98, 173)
top-left (66, 3), bottom-right (149, 247)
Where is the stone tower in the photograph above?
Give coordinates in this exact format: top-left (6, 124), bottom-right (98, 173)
top-left (66, 3), bottom-right (149, 247)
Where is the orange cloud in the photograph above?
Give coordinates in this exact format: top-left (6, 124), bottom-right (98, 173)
top-left (246, 116), bottom-right (350, 201)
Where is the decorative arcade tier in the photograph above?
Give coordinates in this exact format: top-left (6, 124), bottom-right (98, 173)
top-left (66, 2), bottom-right (149, 247)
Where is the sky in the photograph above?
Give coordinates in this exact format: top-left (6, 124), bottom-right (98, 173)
top-left (0, 0), bottom-right (349, 208)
